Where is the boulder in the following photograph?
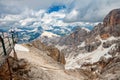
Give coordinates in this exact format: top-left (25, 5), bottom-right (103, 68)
top-left (102, 41), bottom-right (112, 48)
top-left (18, 59), bottom-right (28, 69)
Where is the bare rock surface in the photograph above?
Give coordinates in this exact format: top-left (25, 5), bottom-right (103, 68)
top-left (103, 8), bottom-right (120, 27)
top-left (15, 44), bottom-right (85, 80)
top-left (32, 39), bottom-right (66, 64)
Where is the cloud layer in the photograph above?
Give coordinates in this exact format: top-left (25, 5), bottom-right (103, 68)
top-left (0, 0), bottom-right (120, 22)
top-left (64, 0), bottom-right (120, 22)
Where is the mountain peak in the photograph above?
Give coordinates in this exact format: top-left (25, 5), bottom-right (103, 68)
top-left (103, 8), bottom-right (120, 27)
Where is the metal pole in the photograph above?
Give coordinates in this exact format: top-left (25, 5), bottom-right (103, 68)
top-left (11, 33), bottom-right (15, 45)
top-left (0, 36), bottom-right (7, 55)
top-left (2, 32), bottom-right (4, 38)
top-left (0, 36), bottom-right (12, 80)
top-left (8, 37), bottom-right (11, 48)
top-left (11, 33), bottom-right (18, 59)
top-left (7, 58), bottom-right (12, 80)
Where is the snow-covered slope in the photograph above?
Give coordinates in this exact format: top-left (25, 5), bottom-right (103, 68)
top-left (65, 36), bottom-right (120, 69)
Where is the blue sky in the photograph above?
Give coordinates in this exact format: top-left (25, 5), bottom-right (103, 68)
top-left (47, 5), bottom-right (66, 13)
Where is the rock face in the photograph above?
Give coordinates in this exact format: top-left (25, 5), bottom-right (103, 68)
top-left (103, 8), bottom-right (120, 27)
top-left (46, 46), bottom-right (66, 64)
top-left (85, 41), bottom-right (101, 52)
top-left (99, 54), bottom-right (120, 80)
top-left (32, 39), bottom-right (46, 51)
top-left (99, 9), bottom-right (120, 38)
top-left (100, 33), bottom-right (110, 40)
top-left (59, 28), bottom-right (89, 46)
top-left (32, 40), bottom-right (66, 64)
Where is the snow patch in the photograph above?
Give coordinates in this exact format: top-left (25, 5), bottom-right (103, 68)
top-left (78, 41), bottom-right (85, 48)
top-left (56, 45), bottom-right (67, 51)
top-left (15, 44), bottom-right (29, 52)
top-left (65, 43), bottom-right (115, 70)
top-left (41, 31), bottom-right (59, 38)
top-left (81, 27), bottom-right (90, 32)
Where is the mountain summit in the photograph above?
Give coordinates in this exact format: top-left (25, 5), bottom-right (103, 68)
top-left (103, 8), bottom-right (120, 27)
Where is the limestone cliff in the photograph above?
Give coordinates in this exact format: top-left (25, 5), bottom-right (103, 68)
top-left (100, 8), bottom-right (120, 38)
top-left (103, 8), bottom-right (120, 27)
top-left (32, 39), bottom-right (66, 64)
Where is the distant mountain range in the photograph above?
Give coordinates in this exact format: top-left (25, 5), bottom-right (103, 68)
top-left (9, 24), bottom-right (95, 43)
top-left (0, 7), bottom-right (98, 43)
top-left (38, 8), bottom-right (120, 79)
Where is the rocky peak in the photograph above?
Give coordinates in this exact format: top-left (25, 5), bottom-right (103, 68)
top-left (99, 8), bottom-right (120, 38)
top-left (103, 8), bottom-right (120, 27)
top-left (59, 27), bottom-right (89, 46)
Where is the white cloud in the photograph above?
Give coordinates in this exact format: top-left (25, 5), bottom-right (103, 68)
top-left (0, 0), bottom-right (120, 22)
top-left (0, 8), bottom-right (97, 30)
top-left (64, 9), bottom-right (79, 22)
top-left (19, 18), bottom-right (36, 26)
top-left (64, 0), bottom-right (120, 22)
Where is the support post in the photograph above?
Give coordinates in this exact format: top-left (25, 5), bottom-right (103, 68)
top-left (0, 36), bottom-right (12, 80)
top-left (0, 36), bottom-right (7, 55)
top-left (11, 33), bottom-right (18, 60)
top-left (2, 32), bottom-right (4, 38)
top-left (7, 58), bottom-right (12, 80)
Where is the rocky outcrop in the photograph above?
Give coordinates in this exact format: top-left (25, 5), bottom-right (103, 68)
top-left (102, 39), bottom-right (120, 48)
top-left (85, 40), bottom-right (101, 52)
top-left (100, 33), bottom-right (110, 40)
top-left (32, 39), bottom-right (46, 51)
top-left (100, 9), bottom-right (120, 38)
top-left (98, 54), bottom-right (120, 80)
top-left (46, 46), bottom-right (66, 64)
top-left (59, 28), bottom-right (89, 46)
top-left (86, 23), bottom-right (104, 41)
top-left (102, 41), bottom-right (112, 48)
top-left (103, 9), bottom-right (120, 27)
top-left (32, 40), bottom-right (66, 64)
top-left (108, 41), bottom-right (120, 56)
